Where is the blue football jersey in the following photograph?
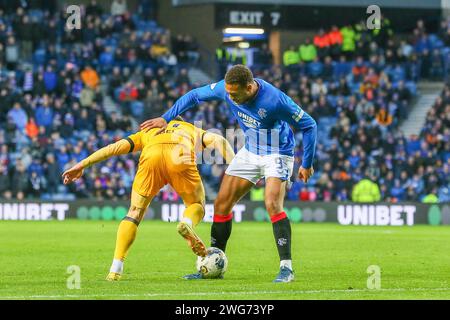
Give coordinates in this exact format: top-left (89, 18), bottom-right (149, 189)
top-left (161, 78), bottom-right (317, 168)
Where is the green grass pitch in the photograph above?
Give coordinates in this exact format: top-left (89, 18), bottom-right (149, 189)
top-left (0, 220), bottom-right (449, 300)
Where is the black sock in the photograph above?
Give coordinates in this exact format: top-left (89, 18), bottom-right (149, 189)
top-left (210, 213), bottom-right (233, 252)
top-left (272, 213), bottom-right (292, 261)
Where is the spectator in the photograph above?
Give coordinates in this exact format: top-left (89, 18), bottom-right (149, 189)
top-left (340, 24), bottom-right (356, 58)
top-left (7, 102), bottom-right (28, 132)
top-left (313, 28), bottom-right (330, 59)
top-left (35, 99), bottom-right (54, 132)
top-left (328, 25), bottom-right (343, 58)
top-left (44, 153), bottom-right (60, 195)
top-left (29, 171), bottom-right (44, 198)
top-left (0, 164), bottom-right (10, 198)
top-left (283, 45), bottom-right (300, 67)
top-left (422, 191), bottom-right (439, 203)
top-left (11, 160), bottom-right (29, 196)
top-left (43, 66), bottom-right (57, 92)
top-left (390, 179), bottom-right (406, 201)
top-left (254, 43), bottom-right (273, 66)
top-left (299, 38), bottom-right (317, 62)
top-left (376, 106), bottom-right (393, 128)
top-left (86, 0), bottom-right (103, 17)
top-left (5, 36), bottom-right (19, 70)
top-left (351, 177), bottom-right (381, 202)
top-left (429, 49), bottom-right (444, 80)
top-left (299, 187), bottom-right (311, 201)
top-left (111, 0), bottom-right (128, 16)
top-left (26, 117), bottom-right (39, 139)
top-left (352, 56), bottom-right (368, 82)
top-left (80, 65), bottom-right (100, 90)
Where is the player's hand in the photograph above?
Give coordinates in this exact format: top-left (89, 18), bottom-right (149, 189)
top-left (140, 117), bottom-right (167, 133)
top-left (62, 163), bottom-right (84, 185)
top-left (298, 166), bottom-right (314, 183)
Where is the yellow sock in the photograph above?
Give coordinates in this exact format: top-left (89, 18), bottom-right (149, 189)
top-left (113, 219), bottom-right (138, 261)
top-left (183, 203), bottom-right (204, 227)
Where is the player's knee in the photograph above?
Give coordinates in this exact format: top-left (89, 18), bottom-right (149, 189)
top-left (214, 197), bottom-right (232, 215)
top-left (265, 199), bottom-right (282, 216)
top-left (188, 202), bottom-right (205, 215)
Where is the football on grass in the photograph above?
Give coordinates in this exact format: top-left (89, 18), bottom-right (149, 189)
top-left (196, 247), bottom-right (228, 279)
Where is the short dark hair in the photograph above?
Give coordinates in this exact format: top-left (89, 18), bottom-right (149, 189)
top-left (225, 65), bottom-right (254, 87)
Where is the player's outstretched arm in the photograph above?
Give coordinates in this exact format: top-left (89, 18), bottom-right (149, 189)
top-left (62, 139), bottom-right (133, 185)
top-left (140, 81), bottom-right (226, 131)
top-left (202, 132), bottom-right (235, 164)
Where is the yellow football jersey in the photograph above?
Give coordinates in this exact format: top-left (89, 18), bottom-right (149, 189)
top-left (127, 121), bottom-right (206, 198)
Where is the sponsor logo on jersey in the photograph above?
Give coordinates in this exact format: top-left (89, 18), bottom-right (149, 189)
top-left (237, 111), bottom-right (261, 129)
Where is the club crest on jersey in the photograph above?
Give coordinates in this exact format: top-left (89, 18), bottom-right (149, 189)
top-left (258, 108), bottom-right (267, 119)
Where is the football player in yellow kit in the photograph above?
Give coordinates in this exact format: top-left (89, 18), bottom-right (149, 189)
top-left (62, 118), bottom-right (235, 281)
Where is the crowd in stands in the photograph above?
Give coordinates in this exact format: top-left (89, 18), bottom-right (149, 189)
top-left (279, 18), bottom-right (449, 81)
top-left (0, 1), bottom-right (448, 203)
top-left (0, 1), bottom-right (199, 201)
top-left (215, 18), bottom-right (449, 203)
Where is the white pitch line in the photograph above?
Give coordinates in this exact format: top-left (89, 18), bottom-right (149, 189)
top-left (1, 287), bottom-right (450, 299)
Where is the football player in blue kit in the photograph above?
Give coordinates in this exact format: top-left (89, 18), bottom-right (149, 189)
top-left (141, 65), bottom-right (317, 282)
